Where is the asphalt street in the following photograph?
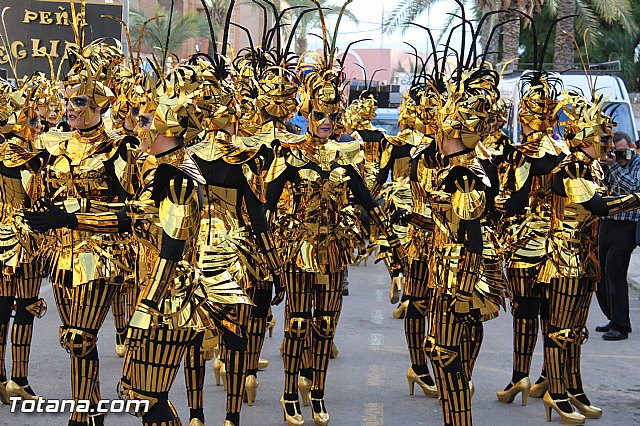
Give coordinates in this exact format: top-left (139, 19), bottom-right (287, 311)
top-left (1, 258), bottom-right (639, 426)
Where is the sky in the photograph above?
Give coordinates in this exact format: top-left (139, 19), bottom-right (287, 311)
top-left (305, 0), bottom-right (464, 53)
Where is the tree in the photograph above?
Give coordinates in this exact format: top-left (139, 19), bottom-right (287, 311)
top-left (129, 5), bottom-right (210, 59)
top-left (284, 1), bottom-right (359, 56)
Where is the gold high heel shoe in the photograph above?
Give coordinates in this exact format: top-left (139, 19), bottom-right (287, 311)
top-left (6, 380), bottom-right (41, 400)
top-left (0, 380), bottom-right (9, 404)
top-left (212, 357), bottom-right (223, 386)
top-left (568, 392), bottom-right (603, 419)
top-left (299, 376), bottom-right (312, 406)
top-left (310, 397), bottom-right (330, 426)
top-left (543, 392), bottom-right (586, 425)
top-left (220, 362), bottom-right (227, 390)
top-left (406, 367), bottom-right (438, 398)
top-left (189, 419), bottom-right (205, 426)
top-left (267, 315), bottom-right (276, 338)
top-left (115, 329), bottom-right (126, 358)
top-left (496, 377), bottom-right (531, 406)
top-left (393, 301), bottom-right (408, 319)
top-left (330, 342), bottom-right (339, 359)
top-left (530, 376), bottom-right (548, 398)
top-left (389, 275), bottom-right (404, 304)
top-left (245, 375), bottom-right (258, 406)
top-left (222, 421), bottom-right (237, 426)
top-left (258, 358), bottom-right (269, 370)
top-left (280, 396), bottom-right (305, 426)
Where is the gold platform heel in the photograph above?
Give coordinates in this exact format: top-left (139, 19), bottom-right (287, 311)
top-left (245, 375), bottom-right (258, 406)
top-left (6, 380), bottom-right (41, 400)
top-left (496, 377), bottom-right (531, 406)
top-left (212, 357), bottom-right (223, 386)
top-left (407, 367), bottom-right (438, 398)
top-left (330, 342), bottom-right (339, 359)
top-left (389, 275), bottom-right (402, 304)
top-left (0, 380), bottom-right (9, 404)
top-left (281, 396), bottom-right (305, 426)
top-left (310, 397), bottom-right (330, 426)
top-left (568, 392), bottom-right (603, 419)
top-left (530, 376), bottom-right (548, 398)
top-left (258, 358), bottom-right (269, 370)
top-left (543, 392), bottom-right (586, 425)
top-left (189, 419), bottom-right (205, 426)
top-left (267, 315), bottom-right (276, 338)
top-left (222, 421), bottom-right (237, 426)
top-left (299, 376), bottom-right (312, 407)
top-left (220, 362), bottom-right (227, 390)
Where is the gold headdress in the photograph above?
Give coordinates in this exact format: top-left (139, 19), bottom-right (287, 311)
top-left (559, 30), bottom-right (617, 156)
top-left (297, 1), bottom-right (357, 124)
top-left (436, 2), bottom-right (504, 149)
top-left (513, 11), bottom-right (576, 132)
top-left (560, 90), bottom-right (615, 156)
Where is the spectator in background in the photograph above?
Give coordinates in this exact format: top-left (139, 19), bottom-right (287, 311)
top-left (597, 131), bottom-right (640, 340)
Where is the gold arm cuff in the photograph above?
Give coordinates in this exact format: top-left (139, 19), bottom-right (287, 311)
top-left (563, 176), bottom-right (597, 203)
top-left (158, 191), bottom-right (201, 240)
top-left (75, 212), bottom-right (121, 233)
top-left (605, 193), bottom-right (640, 216)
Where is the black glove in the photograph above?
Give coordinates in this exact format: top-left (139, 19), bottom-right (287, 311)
top-left (23, 198), bottom-right (72, 232)
top-left (271, 274), bottom-right (285, 306)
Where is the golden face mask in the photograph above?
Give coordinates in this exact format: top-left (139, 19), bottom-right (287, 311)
top-left (64, 41), bottom-right (123, 123)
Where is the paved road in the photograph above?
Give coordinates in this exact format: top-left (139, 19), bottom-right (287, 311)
top-left (1, 259), bottom-right (639, 425)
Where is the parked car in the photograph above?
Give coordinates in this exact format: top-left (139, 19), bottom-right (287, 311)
top-left (499, 72), bottom-right (638, 143)
top-left (372, 108), bottom-right (400, 134)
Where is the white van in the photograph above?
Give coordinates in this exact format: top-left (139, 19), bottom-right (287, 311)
top-left (499, 71), bottom-right (637, 144)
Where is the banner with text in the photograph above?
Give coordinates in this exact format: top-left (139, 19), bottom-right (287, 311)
top-left (0, 0), bottom-right (122, 79)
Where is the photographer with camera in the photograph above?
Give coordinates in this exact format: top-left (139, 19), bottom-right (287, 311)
top-left (597, 131), bottom-right (640, 340)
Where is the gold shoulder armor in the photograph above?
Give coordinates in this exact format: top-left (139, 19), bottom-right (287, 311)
top-left (158, 176), bottom-right (201, 241)
top-left (452, 188), bottom-right (486, 220)
top-left (562, 162), bottom-right (598, 203)
top-left (447, 167), bottom-right (487, 220)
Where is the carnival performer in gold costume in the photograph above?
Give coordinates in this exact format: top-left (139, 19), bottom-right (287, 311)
top-left (0, 74), bottom-right (53, 403)
top-left (27, 56), bottom-right (254, 426)
top-left (21, 31), bottom-right (137, 425)
top-left (496, 69), bottom-right (567, 406)
top-left (529, 86), bottom-right (640, 424)
top-left (392, 60), bottom-right (446, 399)
top-left (265, 3), bottom-right (406, 425)
top-left (413, 8), bottom-right (506, 423)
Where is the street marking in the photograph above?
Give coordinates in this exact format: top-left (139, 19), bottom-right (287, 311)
top-left (366, 365), bottom-right (383, 386)
top-left (375, 290), bottom-right (384, 302)
top-left (369, 333), bottom-right (384, 351)
top-left (371, 309), bottom-right (384, 325)
top-left (363, 402), bottom-right (384, 426)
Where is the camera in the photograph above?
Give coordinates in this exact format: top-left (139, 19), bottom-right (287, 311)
top-left (615, 149), bottom-right (633, 161)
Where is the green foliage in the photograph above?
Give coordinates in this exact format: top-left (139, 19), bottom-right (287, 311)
top-left (129, 5), bottom-right (210, 57)
top-left (519, 1), bottom-right (640, 90)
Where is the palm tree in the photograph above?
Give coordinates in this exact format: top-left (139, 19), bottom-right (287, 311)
top-left (284, 1), bottom-right (359, 55)
top-left (383, 0), bottom-right (637, 70)
top-left (129, 5), bottom-right (210, 59)
top-left (548, 0), bottom-right (638, 68)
